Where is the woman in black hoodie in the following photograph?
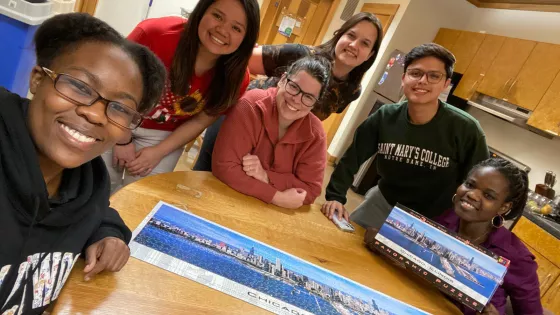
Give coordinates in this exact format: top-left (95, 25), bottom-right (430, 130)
top-left (0, 13), bottom-right (166, 314)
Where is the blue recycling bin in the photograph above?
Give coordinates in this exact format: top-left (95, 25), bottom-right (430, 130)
top-left (1, 1), bottom-right (52, 97)
top-left (0, 15), bottom-right (38, 97)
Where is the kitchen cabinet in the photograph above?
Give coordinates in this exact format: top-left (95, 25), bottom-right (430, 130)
top-left (513, 216), bottom-right (560, 310)
top-left (524, 243), bottom-right (560, 297)
top-left (448, 31), bottom-right (486, 74)
top-left (476, 38), bottom-right (536, 100)
top-left (505, 43), bottom-right (560, 111)
top-left (527, 72), bottom-right (560, 135)
top-left (542, 276), bottom-right (560, 314)
top-left (453, 34), bottom-right (505, 100)
top-left (432, 28), bottom-right (462, 50)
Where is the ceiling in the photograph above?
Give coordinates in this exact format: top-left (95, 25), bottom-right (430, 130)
top-left (467, 0), bottom-right (560, 12)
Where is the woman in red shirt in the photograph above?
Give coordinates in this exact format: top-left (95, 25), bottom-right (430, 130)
top-left (213, 56), bottom-right (331, 209)
top-left (102, 0), bottom-right (259, 192)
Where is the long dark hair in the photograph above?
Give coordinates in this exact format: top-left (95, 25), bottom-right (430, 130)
top-left (170, 0), bottom-right (259, 115)
top-left (315, 12), bottom-right (383, 84)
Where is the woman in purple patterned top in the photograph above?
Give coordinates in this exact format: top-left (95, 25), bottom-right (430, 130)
top-left (365, 158), bottom-right (544, 315)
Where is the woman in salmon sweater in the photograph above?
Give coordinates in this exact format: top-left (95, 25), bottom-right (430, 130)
top-left (212, 56), bottom-right (330, 209)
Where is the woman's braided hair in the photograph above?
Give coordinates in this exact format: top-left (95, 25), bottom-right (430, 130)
top-left (469, 158), bottom-right (529, 220)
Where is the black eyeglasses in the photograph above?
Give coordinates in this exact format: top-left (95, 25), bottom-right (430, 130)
top-left (284, 78), bottom-right (319, 107)
top-left (42, 67), bottom-right (143, 130)
top-left (405, 69), bottom-right (446, 84)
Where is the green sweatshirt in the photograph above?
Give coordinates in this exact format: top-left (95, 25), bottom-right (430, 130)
top-left (326, 101), bottom-right (489, 219)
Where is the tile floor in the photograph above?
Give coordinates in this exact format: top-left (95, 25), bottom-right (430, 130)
top-left (174, 143), bottom-right (365, 213)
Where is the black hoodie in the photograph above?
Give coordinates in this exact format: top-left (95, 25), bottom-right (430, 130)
top-left (0, 88), bottom-right (132, 314)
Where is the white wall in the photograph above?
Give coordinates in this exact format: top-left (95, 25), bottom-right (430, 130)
top-left (468, 107), bottom-right (560, 189)
top-left (329, 0), bottom-right (477, 157)
top-left (94, 0), bottom-right (150, 36)
top-left (464, 8), bottom-right (560, 45)
top-left (147, 0), bottom-right (198, 19)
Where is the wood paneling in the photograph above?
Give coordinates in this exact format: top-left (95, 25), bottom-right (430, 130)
top-left (524, 243), bottom-right (560, 297)
top-left (433, 28), bottom-right (462, 51)
top-left (513, 217), bottom-right (560, 268)
top-left (448, 31), bottom-right (486, 74)
top-left (313, 0), bottom-right (342, 46)
top-left (453, 34), bottom-right (506, 100)
top-left (542, 276), bottom-right (560, 314)
top-left (527, 72), bottom-right (560, 135)
top-left (361, 3), bottom-right (400, 34)
top-left (476, 38), bottom-right (536, 99)
top-left (505, 43), bottom-right (560, 110)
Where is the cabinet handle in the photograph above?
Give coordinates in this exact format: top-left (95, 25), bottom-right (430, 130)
top-left (507, 79), bottom-right (518, 96)
top-left (502, 78), bottom-right (513, 98)
top-left (469, 80), bottom-right (479, 96)
top-left (546, 281), bottom-right (560, 304)
top-left (541, 274), bottom-right (553, 291)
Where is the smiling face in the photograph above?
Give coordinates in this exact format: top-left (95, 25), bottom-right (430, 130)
top-left (197, 0), bottom-right (247, 56)
top-left (334, 20), bottom-right (378, 69)
top-left (27, 41), bottom-right (143, 169)
top-left (453, 166), bottom-right (513, 223)
top-left (402, 56), bottom-right (451, 106)
top-left (276, 71), bottom-right (321, 123)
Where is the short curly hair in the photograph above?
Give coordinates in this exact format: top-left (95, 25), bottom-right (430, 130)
top-left (33, 13), bottom-right (165, 114)
top-left (469, 158), bottom-right (529, 220)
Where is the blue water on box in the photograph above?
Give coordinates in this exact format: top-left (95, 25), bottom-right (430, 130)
top-left (134, 225), bottom-right (355, 315)
top-left (379, 224), bottom-right (497, 298)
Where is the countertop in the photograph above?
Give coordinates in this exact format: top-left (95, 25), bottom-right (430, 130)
top-left (521, 210), bottom-right (560, 239)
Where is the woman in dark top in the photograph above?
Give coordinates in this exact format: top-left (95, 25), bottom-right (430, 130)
top-left (365, 158), bottom-right (543, 315)
top-left (194, 12), bottom-right (383, 171)
top-left (0, 13), bottom-right (165, 314)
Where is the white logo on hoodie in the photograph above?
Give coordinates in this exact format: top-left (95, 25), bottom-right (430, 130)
top-left (0, 252), bottom-right (80, 315)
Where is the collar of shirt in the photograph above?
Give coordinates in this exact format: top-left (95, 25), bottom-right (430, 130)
top-left (436, 209), bottom-right (512, 253)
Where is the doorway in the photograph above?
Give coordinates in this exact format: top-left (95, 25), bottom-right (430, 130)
top-left (258, 0), bottom-right (340, 46)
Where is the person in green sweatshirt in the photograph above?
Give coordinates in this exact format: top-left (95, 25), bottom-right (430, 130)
top-left (321, 43), bottom-right (489, 228)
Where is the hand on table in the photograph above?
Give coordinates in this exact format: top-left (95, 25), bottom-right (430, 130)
top-left (321, 200), bottom-right (349, 221)
top-left (127, 146), bottom-right (165, 177)
top-left (112, 142), bottom-right (136, 172)
top-left (479, 303), bottom-right (499, 315)
top-left (272, 188), bottom-right (307, 209)
top-left (242, 154), bottom-right (269, 183)
top-left (83, 237), bottom-right (130, 281)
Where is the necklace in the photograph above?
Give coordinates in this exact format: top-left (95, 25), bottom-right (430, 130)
top-left (459, 224), bottom-right (493, 245)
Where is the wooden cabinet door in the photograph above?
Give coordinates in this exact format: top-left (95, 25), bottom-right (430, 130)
top-left (433, 28), bottom-right (462, 50)
top-left (527, 72), bottom-right (560, 135)
top-left (505, 43), bottom-right (560, 110)
top-left (542, 276), bottom-right (560, 314)
top-left (513, 217), bottom-right (560, 268)
top-left (476, 38), bottom-right (536, 99)
top-left (524, 243), bottom-right (560, 297)
top-left (453, 35), bottom-right (506, 100)
top-left (448, 31), bottom-right (486, 74)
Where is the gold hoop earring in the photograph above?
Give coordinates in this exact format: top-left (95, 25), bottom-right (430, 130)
top-left (452, 194), bottom-right (457, 203)
top-left (491, 215), bottom-right (504, 228)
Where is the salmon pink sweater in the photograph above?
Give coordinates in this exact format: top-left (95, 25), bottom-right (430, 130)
top-left (212, 88), bottom-right (327, 205)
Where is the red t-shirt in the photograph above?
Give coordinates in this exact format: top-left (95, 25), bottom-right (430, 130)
top-left (128, 16), bottom-right (250, 131)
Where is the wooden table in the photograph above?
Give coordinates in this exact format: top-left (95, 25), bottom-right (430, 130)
top-left (53, 171), bottom-right (460, 314)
